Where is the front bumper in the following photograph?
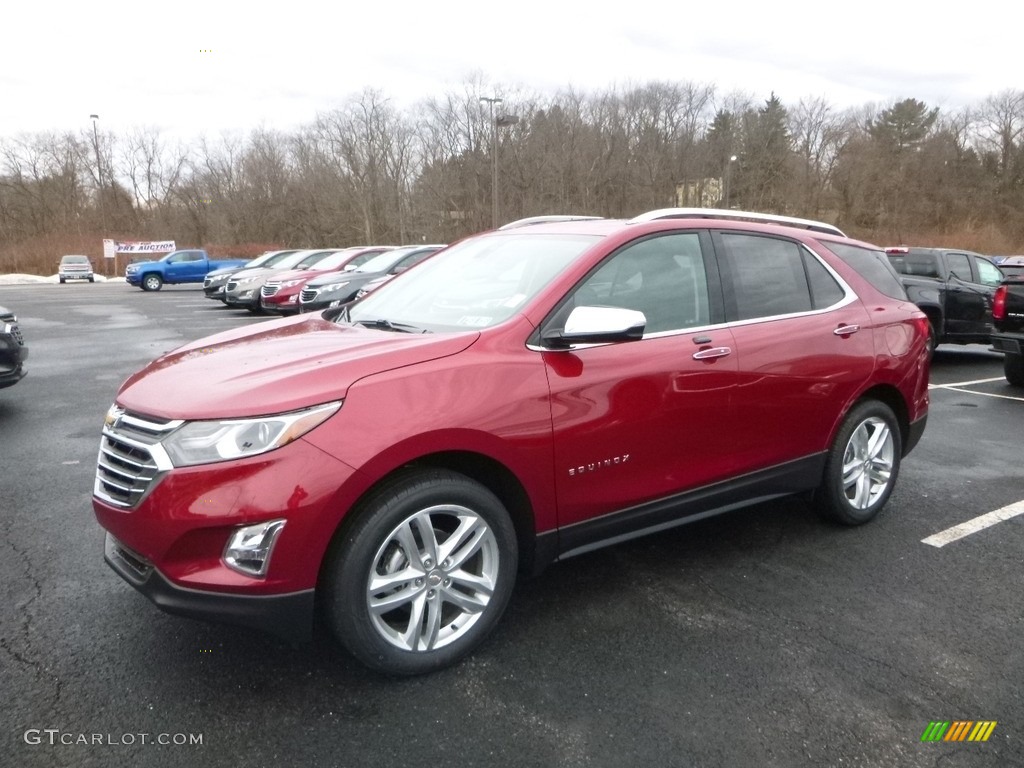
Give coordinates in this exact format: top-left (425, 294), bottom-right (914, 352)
top-left (260, 294), bottom-right (300, 314)
top-left (105, 533), bottom-right (315, 643)
top-left (224, 288), bottom-right (259, 308)
top-left (0, 334), bottom-right (27, 388)
top-left (93, 436), bottom-right (364, 638)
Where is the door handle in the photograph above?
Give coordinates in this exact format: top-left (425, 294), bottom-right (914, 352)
top-left (692, 346), bottom-right (732, 360)
top-left (833, 324), bottom-right (860, 336)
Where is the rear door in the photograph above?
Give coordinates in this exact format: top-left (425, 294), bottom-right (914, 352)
top-left (712, 231), bottom-right (875, 475)
top-left (944, 251), bottom-right (998, 338)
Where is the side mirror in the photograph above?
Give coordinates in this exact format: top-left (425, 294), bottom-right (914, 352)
top-left (542, 306), bottom-right (646, 348)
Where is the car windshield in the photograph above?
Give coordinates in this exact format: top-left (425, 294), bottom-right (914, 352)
top-left (294, 250), bottom-right (338, 269)
top-left (248, 250), bottom-right (292, 268)
top-left (346, 233), bottom-right (600, 332)
top-left (352, 248), bottom-right (416, 274)
top-left (312, 248), bottom-right (367, 271)
top-left (62, 256), bottom-right (89, 264)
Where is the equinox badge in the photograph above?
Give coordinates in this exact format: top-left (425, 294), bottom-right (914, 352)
top-left (569, 454), bottom-right (630, 477)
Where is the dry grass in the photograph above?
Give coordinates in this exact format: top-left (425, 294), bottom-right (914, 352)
top-left (3, 222), bottom-right (1023, 278)
top-left (853, 222), bottom-right (1023, 256)
top-left (0, 232), bottom-right (289, 277)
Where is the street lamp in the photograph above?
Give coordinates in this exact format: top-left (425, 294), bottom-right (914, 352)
top-left (90, 114), bottom-right (107, 236)
top-left (724, 154), bottom-right (737, 209)
top-left (480, 96), bottom-right (519, 228)
top-left (480, 96), bottom-right (502, 228)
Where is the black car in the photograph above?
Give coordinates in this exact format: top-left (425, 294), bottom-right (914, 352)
top-left (885, 246), bottom-right (1004, 348)
top-left (0, 305), bottom-right (28, 389)
top-left (298, 245), bottom-right (445, 313)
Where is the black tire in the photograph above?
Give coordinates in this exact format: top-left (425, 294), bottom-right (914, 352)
top-left (59, 277), bottom-right (65, 284)
top-left (1004, 353), bottom-right (1024, 387)
top-left (141, 274), bottom-right (163, 292)
top-left (321, 468), bottom-right (518, 676)
top-left (88, 276), bottom-right (95, 283)
top-left (817, 400), bottom-right (902, 526)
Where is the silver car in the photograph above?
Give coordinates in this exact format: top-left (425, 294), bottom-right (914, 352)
top-left (58, 255), bottom-right (95, 283)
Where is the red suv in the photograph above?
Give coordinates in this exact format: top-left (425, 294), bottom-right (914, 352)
top-left (93, 209), bottom-right (930, 675)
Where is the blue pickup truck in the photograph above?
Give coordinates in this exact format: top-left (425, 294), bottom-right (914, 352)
top-left (126, 249), bottom-right (251, 291)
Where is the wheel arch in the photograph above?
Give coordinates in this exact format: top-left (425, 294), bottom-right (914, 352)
top-left (846, 384), bottom-right (910, 456)
top-left (316, 450), bottom-right (542, 592)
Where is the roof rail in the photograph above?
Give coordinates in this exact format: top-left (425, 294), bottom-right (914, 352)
top-left (627, 208), bottom-right (846, 237)
top-left (498, 215), bottom-right (604, 230)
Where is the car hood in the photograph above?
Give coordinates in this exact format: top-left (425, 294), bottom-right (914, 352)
top-left (207, 265), bottom-right (244, 278)
top-left (307, 267), bottom-right (386, 287)
top-left (228, 266), bottom-right (280, 280)
top-left (264, 268), bottom-right (322, 283)
top-left (116, 314), bottom-right (480, 420)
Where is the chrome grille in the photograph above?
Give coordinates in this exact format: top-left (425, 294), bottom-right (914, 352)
top-left (2, 319), bottom-right (23, 346)
top-left (300, 288), bottom-right (318, 303)
top-left (261, 282), bottom-right (281, 298)
top-left (226, 280), bottom-right (240, 291)
top-left (94, 408), bottom-right (179, 508)
top-left (203, 275), bottom-right (213, 288)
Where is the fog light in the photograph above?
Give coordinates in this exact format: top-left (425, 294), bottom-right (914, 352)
top-left (223, 520), bottom-right (286, 577)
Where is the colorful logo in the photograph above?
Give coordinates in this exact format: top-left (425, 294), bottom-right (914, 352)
top-left (921, 721), bottom-right (997, 742)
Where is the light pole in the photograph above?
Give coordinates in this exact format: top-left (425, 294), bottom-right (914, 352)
top-left (480, 96), bottom-right (503, 228)
top-left (90, 114), bottom-right (109, 274)
top-left (724, 154), bottom-right (737, 208)
top-left (90, 114), bottom-right (107, 233)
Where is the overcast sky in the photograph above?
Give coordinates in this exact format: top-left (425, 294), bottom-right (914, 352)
top-left (1, 0), bottom-right (1017, 142)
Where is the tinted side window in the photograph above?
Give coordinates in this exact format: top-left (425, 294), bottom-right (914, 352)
top-left (803, 253), bottom-right (845, 309)
top-left (568, 233), bottom-right (710, 333)
top-left (827, 242), bottom-right (907, 300)
top-left (977, 258), bottom-right (1004, 286)
top-left (946, 253), bottom-right (972, 280)
top-left (719, 233), bottom-right (812, 320)
top-left (892, 252), bottom-right (942, 278)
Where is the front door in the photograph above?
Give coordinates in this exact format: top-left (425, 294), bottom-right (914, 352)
top-left (542, 231), bottom-right (740, 529)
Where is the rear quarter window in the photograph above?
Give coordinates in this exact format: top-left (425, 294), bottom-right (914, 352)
top-left (824, 242), bottom-right (908, 300)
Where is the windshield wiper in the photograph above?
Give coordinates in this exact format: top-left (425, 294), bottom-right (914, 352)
top-left (354, 318), bottom-right (430, 334)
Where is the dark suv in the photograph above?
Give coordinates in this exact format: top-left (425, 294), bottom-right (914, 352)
top-left (94, 209), bottom-right (930, 675)
top-left (0, 305), bottom-right (28, 388)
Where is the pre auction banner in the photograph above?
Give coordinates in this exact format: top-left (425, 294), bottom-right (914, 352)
top-left (103, 239), bottom-right (176, 257)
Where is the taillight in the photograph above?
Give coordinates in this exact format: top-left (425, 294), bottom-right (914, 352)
top-left (993, 285), bottom-right (1007, 321)
top-left (912, 315), bottom-right (931, 341)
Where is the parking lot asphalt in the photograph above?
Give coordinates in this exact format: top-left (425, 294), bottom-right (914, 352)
top-left (2, 282), bottom-right (1022, 768)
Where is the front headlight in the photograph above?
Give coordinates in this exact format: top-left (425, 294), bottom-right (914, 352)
top-left (320, 281), bottom-right (350, 293)
top-left (161, 401), bottom-right (341, 467)
top-left (280, 279), bottom-right (303, 288)
top-left (238, 276), bottom-right (260, 285)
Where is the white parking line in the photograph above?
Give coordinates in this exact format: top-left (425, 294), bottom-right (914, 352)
top-left (927, 376), bottom-right (1024, 403)
top-left (929, 376), bottom-right (1004, 388)
top-left (933, 387), bottom-right (1024, 403)
top-left (922, 500), bottom-right (1024, 547)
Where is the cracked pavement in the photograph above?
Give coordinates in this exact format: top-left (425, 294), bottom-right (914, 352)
top-left (1, 283), bottom-right (1022, 767)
